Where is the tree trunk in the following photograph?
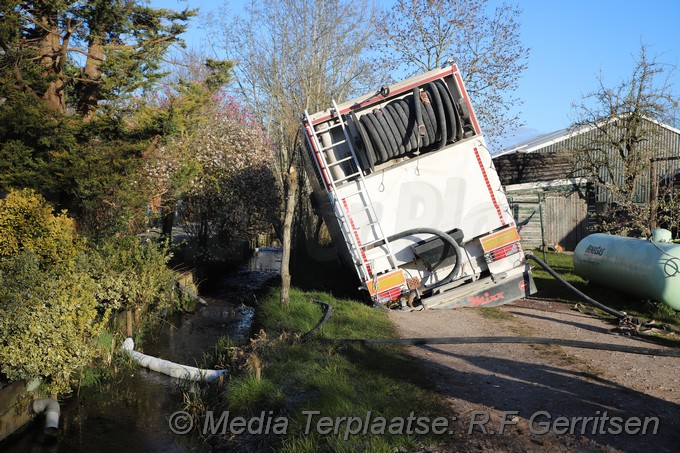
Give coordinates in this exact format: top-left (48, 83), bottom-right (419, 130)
top-left (649, 159), bottom-right (658, 232)
top-left (77, 35), bottom-right (105, 119)
top-left (280, 166), bottom-right (298, 305)
top-left (125, 310), bottom-right (133, 337)
top-left (38, 18), bottom-right (66, 112)
top-left (161, 203), bottom-right (176, 240)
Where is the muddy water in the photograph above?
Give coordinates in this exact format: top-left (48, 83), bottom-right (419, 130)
top-left (2, 250), bottom-right (280, 452)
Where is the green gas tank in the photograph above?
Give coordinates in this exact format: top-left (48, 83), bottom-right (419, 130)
top-left (573, 230), bottom-right (680, 310)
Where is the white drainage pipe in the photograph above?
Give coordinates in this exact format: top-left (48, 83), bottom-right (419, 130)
top-left (121, 338), bottom-right (226, 383)
top-left (32, 398), bottom-right (60, 434)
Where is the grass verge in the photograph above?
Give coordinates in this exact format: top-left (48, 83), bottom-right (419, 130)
top-left (207, 287), bottom-right (459, 452)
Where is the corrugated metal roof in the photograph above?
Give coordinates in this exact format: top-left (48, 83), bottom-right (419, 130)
top-left (494, 116), bottom-right (680, 205)
top-left (498, 116), bottom-right (680, 156)
top-left (496, 126), bottom-right (583, 156)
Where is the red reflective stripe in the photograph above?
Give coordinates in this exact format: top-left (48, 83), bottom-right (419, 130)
top-left (377, 287), bottom-right (402, 302)
top-left (342, 198), bottom-right (372, 280)
top-left (473, 147), bottom-right (506, 226)
top-left (490, 242), bottom-right (520, 261)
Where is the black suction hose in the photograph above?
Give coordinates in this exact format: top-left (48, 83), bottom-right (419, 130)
top-left (526, 253), bottom-right (627, 319)
top-left (344, 336), bottom-right (680, 358)
top-left (386, 228), bottom-right (462, 291)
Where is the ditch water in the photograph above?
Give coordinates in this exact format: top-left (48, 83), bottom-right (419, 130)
top-left (2, 248), bottom-right (282, 453)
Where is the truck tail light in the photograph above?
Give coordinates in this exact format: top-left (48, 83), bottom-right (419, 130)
top-left (485, 241), bottom-right (521, 262)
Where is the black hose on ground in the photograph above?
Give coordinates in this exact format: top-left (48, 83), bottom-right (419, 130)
top-left (300, 301), bottom-right (680, 357)
top-left (343, 336), bottom-right (680, 358)
top-left (527, 253), bottom-right (680, 336)
top-left (525, 253), bottom-right (627, 319)
top-left (301, 299), bottom-right (333, 342)
top-left (386, 228), bottom-right (462, 292)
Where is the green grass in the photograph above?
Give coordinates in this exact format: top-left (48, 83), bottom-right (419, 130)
top-left (211, 288), bottom-right (459, 452)
top-left (530, 250), bottom-right (680, 329)
top-left (478, 307), bottom-right (514, 321)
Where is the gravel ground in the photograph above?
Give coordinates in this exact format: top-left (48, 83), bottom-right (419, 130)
top-left (389, 298), bottom-right (680, 452)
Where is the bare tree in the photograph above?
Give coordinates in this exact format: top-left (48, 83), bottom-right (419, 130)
top-left (374, 0), bottom-right (529, 147)
top-left (207, 0), bottom-right (382, 184)
top-left (570, 45), bottom-right (679, 237)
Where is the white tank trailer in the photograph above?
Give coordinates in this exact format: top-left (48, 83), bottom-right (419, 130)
top-left (300, 64), bottom-right (536, 309)
top-left (574, 229), bottom-right (680, 310)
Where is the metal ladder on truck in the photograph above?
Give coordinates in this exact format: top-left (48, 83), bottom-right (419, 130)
top-left (302, 100), bottom-right (398, 286)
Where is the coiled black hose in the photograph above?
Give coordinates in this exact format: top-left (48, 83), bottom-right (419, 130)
top-left (386, 227), bottom-right (462, 292)
top-left (350, 80), bottom-right (463, 169)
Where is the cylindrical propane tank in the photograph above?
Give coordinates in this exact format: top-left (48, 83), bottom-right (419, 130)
top-left (573, 230), bottom-right (680, 310)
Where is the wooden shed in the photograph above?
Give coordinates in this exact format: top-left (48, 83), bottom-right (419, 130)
top-left (494, 151), bottom-right (593, 251)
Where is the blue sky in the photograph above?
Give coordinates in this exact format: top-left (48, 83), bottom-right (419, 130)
top-left (154, 0), bottom-right (680, 148)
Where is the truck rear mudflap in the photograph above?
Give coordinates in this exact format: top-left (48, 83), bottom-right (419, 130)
top-left (420, 266), bottom-right (536, 310)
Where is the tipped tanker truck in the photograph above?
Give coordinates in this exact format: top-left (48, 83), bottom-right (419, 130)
top-left (300, 64), bottom-right (536, 309)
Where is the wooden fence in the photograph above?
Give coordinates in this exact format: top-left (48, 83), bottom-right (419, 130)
top-left (507, 187), bottom-right (591, 251)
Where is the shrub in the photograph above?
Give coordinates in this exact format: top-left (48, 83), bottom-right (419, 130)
top-left (0, 252), bottom-right (107, 395)
top-left (0, 189), bottom-right (178, 394)
top-left (86, 236), bottom-right (176, 314)
top-left (0, 188), bottom-right (83, 265)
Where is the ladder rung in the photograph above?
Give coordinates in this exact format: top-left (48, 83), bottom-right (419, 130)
top-left (361, 238), bottom-right (386, 249)
top-left (327, 155), bottom-right (353, 167)
top-left (341, 190), bottom-right (366, 198)
top-left (333, 172), bottom-right (361, 184)
top-left (359, 221), bottom-right (379, 229)
top-left (315, 122), bottom-right (343, 133)
top-left (320, 139), bottom-right (347, 151)
top-left (348, 205), bottom-right (370, 215)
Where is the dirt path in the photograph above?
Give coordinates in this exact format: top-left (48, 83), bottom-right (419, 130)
top-left (389, 299), bottom-right (680, 452)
